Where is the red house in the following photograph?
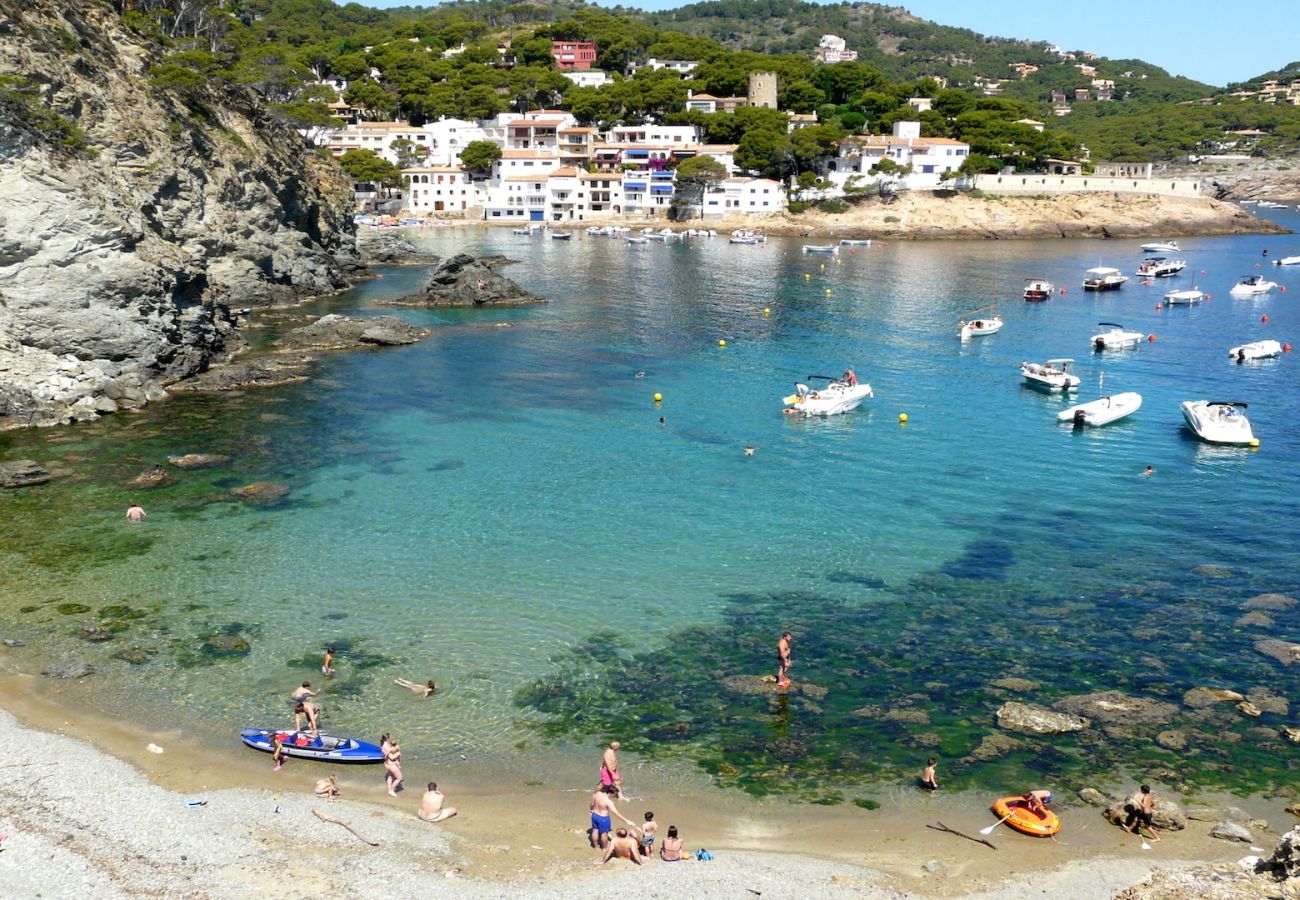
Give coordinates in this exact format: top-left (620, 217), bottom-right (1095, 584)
top-left (551, 41), bottom-right (597, 71)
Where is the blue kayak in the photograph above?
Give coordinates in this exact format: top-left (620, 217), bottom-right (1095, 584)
top-left (240, 728), bottom-right (384, 763)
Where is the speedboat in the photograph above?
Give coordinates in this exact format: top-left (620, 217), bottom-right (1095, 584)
top-left (958, 315), bottom-right (1004, 341)
top-left (1164, 287), bottom-right (1204, 305)
top-left (1082, 266), bottom-right (1129, 291)
top-left (1229, 339), bottom-right (1284, 362)
top-left (239, 729), bottom-right (385, 763)
top-left (782, 374), bottom-right (873, 417)
top-left (802, 244), bottom-right (838, 254)
top-left (1021, 358), bottom-right (1080, 391)
top-left (1230, 274), bottom-right (1277, 296)
top-left (1091, 322), bottom-right (1147, 351)
top-left (551, 231), bottom-right (572, 241)
top-left (1058, 392), bottom-right (1142, 427)
top-left (839, 239), bottom-right (872, 247)
top-left (1181, 400), bottom-right (1256, 445)
top-left (1135, 258), bottom-right (1186, 278)
top-left (1023, 278), bottom-right (1055, 301)
top-left (1272, 255), bottom-right (1300, 266)
top-left (1141, 241), bottom-right (1180, 253)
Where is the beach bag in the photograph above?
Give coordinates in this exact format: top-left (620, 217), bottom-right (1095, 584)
top-left (695, 849), bottom-right (714, 861)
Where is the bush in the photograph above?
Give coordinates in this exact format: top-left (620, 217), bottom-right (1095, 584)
top-left (0, 75), bottom-right (94, 155)
top-left (817, 199), bottom-right (848, 214)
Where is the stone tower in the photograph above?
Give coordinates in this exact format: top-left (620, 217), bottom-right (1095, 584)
top-left (748, 72), bottom-right (778, 109)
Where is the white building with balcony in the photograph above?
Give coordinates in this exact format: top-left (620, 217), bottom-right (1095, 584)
top-left (826, 121), bottom-right (970, 189)
top-left (701, 178), bottom-right (786, 217)
top-left (401, 166), bottom-right (482, 214)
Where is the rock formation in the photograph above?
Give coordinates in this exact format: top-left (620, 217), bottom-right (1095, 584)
top-left (274, 315), bottom-right (431, 351)
top-left (381, 253), bottom-right (543, 307)
top-left (995, 701), bottom-right (1089, 735)
top-left (0, 459), bottom-right (50, 488)
top-left (355, 229), bottom-right (440, 266)
top-left (0, 0), bottom-right (358, 429)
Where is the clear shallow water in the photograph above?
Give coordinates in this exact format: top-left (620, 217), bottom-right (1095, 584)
top-left (2, 214), bottom-right (1299, 799)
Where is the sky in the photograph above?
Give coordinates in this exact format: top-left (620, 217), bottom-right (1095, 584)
top-left (351, 0), bottom-right (1299, 87)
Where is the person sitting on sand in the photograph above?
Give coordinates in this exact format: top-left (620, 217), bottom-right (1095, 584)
top-left (1022, 789), bottom-right (1053, 814)
top-left (395, 678), bottom-right (437, 697)
top-left (599, 828), bottom-right (643, 866)
top-left (659, 825), bottom-right (685, 861)
top-left (921, 757), bottom-right (938, 791)
top-left (314, 775), bottom-right (339, 800)
top-left (589, 785), bottom-right (637, 850)
top-left (418, 782), bottom-right (458, 823)
top-left (125, 502), bottom-right (147, 522)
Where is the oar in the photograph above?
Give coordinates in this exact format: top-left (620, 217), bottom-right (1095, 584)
top-left (980, 811), bottom-right (1015, 835)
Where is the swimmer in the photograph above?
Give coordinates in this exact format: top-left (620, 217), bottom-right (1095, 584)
top-left (744, 446), bottom-right (755, 456)
top-left (921, 757), bottom-right (938, 791)
top-left (125, 502), bottom-right (146, 522)
top-left (395, 678), bottom-right (437, 697)
top-left (1142, 465), bottom-right (1156, 476)
top-left (322, 647), bottom-right (336, 677)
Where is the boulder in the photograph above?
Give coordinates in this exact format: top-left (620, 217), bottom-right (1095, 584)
top-left (1105, 797), bottom-right (1187, 832)
top-left (1282, 726), bottom-right (1300, 745)
top-left (1055, 691), bottom-right (1178, 726)
top-left (42, 659), bottom-right (93, 678)
top-left (1183, 686), bottom-right (1245, 708)
top-left (1255, 638), bottom-right (1300, 666)
top-left (171, 359), bottom-right (311, 393)
top-left (0, 459), bottom-right (51, 488)
top-left (1237, 701), bottom-right (1263, 718)
top-left (1286, 802), bottom-right (1300, 818)
top-left (125, 464), bottom-right (169, 488)
top-left (1245, 688), bottom-right (1289, 716)
top-left (1155, 730), bottom-right (1189, 751)
top-left (996, 701), bottom-right (1089, 735)
top-left (1209, 821), bottom-right (1254, 842)
top-left (231, 482), bottom-right (290, 506)
top-left (381, 253), bottom-right (543, 307)
top-left (1261, 825), bottom-right (1300, 879)
top-left (1243, 593), bottom-right (1297, 612)
top-left (1235, 611), bottom-right (1274, 628)
top-left (2, 638), bottom-right (27, 647)
top-left (1078, 787), bottom-right (1111, 806)
top-left (168, 453), bottom-right (231, 469)
top-left (274, 314), bottom-right (430, 351)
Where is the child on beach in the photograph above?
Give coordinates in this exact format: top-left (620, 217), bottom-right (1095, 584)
top-left (314, 775), bottom-right (340, 799)
top-left (639, 811), bottom-right (658, 858)
top-left (921, 758), bottom-right (938, 791)
top-left (271, 732), bottom-right (287, 772)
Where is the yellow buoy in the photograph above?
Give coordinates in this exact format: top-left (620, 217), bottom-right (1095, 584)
top-left (825, 289), bottom-right (832, 295)
top-left (718, 339), bottom-right (727, 347)
top-left (820, 264), bottom-right (825, 270)
top-left (763, 308), bottom-right (771, 316)
top-left (805, 273), bottom-right (811, 281)
top-left (654, 393), bottom-right (663, 402)
top-left (1249, 438), bottom-right (1260, 447)
top-left (899, 413), bottom-right (909, 424)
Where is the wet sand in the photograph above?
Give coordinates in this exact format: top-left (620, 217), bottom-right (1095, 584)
top-left (1, 672), bottom-right (1284, 897)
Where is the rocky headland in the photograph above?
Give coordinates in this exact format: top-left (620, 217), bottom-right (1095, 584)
top-left (380, 253), bottom-right (543, 307)
top-left (0, 0), bottom-right (358, 429)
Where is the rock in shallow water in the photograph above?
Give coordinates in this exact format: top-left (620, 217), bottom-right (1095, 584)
top-left (274, 314), bottom-right (430, 351)
top-left (168, 453), bottom-right (231, 469)
top-left (996, 701), bottom-right (1089, 735)
top-left (231, 482), bottom-right (290, 505)
top-left (381, 254), bottom-right (543, 307)
top-left (1242, 593), bottom-right (1297, 611)
top-left (42, 659), bottom-right (93, 678)
top-left (1183, 686), bottom-right (1245, 708)
top-left (0, 459), bottom-right (51, 488)
top-left (1056, 690), bottom-right (1178, 726)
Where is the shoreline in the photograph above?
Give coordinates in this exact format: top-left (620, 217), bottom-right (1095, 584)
top-left (1, 672), bottom-right (1288, 897)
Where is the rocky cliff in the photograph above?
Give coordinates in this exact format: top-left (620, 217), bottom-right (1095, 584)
top-left (0, 0), bottom-right (358, 428)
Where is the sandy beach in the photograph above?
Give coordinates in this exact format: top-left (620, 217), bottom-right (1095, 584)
top-left (1, 670), bottom-right (1289, 899)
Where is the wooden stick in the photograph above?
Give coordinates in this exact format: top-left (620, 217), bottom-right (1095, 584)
top-left (927, 821), bottom-right (997, 850)
top-left (312, 808), bottom-right (380, 846)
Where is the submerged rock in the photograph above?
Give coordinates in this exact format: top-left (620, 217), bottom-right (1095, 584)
top-left (1183, 686), bottom-right (1246, 708)
top-left (990, 676), bottom-right (1039, 692)
top-left (201, 633), bottom-right (250, 656)
top-left (274, 314), bottom-right (431, 351)
top-left (720, 674), bottom-right (827, 699)
top-left (231, 482), bottom-right (290, 506)
top-left (1242, 593), bottom-right (1297, 611)
top-left (1282, 726), bottom-right (1300, 745)
top-left (0, 460), bottom-right (51, 488)
top-left (125, 464), bottom-right (170, 488)
top-left (1255, 638), bottom-right (1300, 666)
top-left (382, 253), bottom-right (543, 307)
top-left (168, 453), bottom-right (231, 469)
top-left (171, 359), bottom-right (311, 393)
top-left (42, 659), bottom-right (93, 678)
top-left (1234, 611), bottom-right (1274, 628)
top-left (968, 732), bottom-right (1024, 760)
top-left (113, 647), bottom-right (155, 665)
top-left (1193, 564), bottom-right (1234, 578)
top-left (996, 701), bottom-right (1089, 735)
top-left (1237, 701), bottom-right (1263, 718)
top-left (1056, 691), bottom-right (1178, 726)
top-left (1155, 730), bottom-right (1189, 751)
top-left (1209, 821), bottom-right (1254, 842)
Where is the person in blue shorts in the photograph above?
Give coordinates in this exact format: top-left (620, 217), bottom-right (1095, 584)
top-left (588, 784), bottom-right (634, 850)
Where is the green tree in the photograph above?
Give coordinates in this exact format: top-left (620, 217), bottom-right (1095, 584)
top-left (671, 153), bottom-right (728, 220)
top-left (780, 80), bottom-right (825, 113)
top-left (338, 149), bottom-right (402, 187)
top-left (459, 140), bottom-right (502, 175)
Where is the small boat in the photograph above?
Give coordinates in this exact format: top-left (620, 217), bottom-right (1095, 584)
top-left (1141, 241), bottom-right (1180, 253)
top-left (1020, 358), bottom-right (1080, 391)
top-left (586, 226), bottom-right (612, 236)
top-left (839, 239), bottom-right (872, 247)
top-left (958, 305), bottom-right (1003, 341)
top-left (782, 373), bottom-right (873, 417)
top-left (1229, 339), bottom-right (1284, 362)
top-left (551, 232), bottom-right (572, 241)
top-left (1272, 255), bottom-right (1300, 266)
top-left (991, 797), bottom-right (1061, 838)
top-left (239, 729), bottom-right (385, 763)
top-left (1229, 274), bottom-right (1277, 296)
top-left (510, 227), bottom-right (532, 235)
top-left (624, 236), bottom-right (649, 245)
top-left (802, 244), bottom-right (838, 254)
top-left (1181, 400), bottom-right (1256, 445)
top-left (1163, 287), bottom-right (1204, 305)
top-left (1258, 200), bottom-right (1288, 209)
top-left (1058, 392), bottom-right (1142, 427)
top-left (1091, 322), bottom-right (1147, 351)
top-left (1023, 278), bottom-right (1054, 302)
top-left (1082, 266), bottom-right (1129, 291)
top-left (1135, 258), bottom-right (1186, 278)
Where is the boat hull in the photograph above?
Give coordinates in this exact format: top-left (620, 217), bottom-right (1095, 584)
top-left (991, 797), bottom-right (1061, 837)
top-left (1058, 392), bottom-right (1142, 426)
top-left (785, 383), bottom-right (874, 417)
top-left (239, 728), bottom-right (385, 763)
top-left (1180, 401), bottom-right (1255, 445)
top-left (1229, 340), bottom-right (1283, 361)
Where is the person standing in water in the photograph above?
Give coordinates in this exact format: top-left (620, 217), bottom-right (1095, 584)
top-left (125, 502), bottom-right (146, 522)
top-left (921, 757), bottom-right (938, 791)
top-left (776, 632), bottom-right (793, 687)
top-left (322, 648), bottom-right (336, 677)
top-left (599, 741), bottom-right (627, 800)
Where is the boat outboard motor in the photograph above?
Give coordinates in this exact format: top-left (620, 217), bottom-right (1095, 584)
top-left (1073, 409), bottom-right (1087, 428)
top-left (1237, 349), bottom-right (1246, 364)
top-left (1093, 337), bottom-right (1105, 352)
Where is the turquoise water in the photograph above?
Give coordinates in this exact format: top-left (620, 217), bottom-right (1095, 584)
top-left (2, 215), bottom-right (1299, 799)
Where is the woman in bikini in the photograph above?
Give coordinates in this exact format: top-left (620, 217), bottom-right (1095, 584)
top-left (382, 734), bottom-right (404, 797)
top-left (659, 825), bottom-right (685, 861)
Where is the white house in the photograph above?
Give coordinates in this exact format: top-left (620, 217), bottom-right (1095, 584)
top-left (492, 149), bottom-right (563, 181)
top-left (401, 166), bottom-right (481, 214)
top-left (563, 70), bottom-right (613, 89)
top-left (640, 58), bottom-right (699, 75)
top-left (608, 125), bottom-right (701, 146)
top-left (421, 117), bottom-right (491, 166)
top-left (815, 34), bottom-right (858, 64)
top-left (701, 178), bottom-right (786, 217)
top-left (826, 121), bottom-right (970, 189)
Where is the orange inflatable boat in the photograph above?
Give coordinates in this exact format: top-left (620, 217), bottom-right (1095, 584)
top-left (990, 796), bottom-right (1061, 837)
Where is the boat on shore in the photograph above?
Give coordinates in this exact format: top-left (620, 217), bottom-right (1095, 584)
top-left (1021, 358), bottom-right (1080, 391)
top-left (1272, 255), bottom-right (1300, 266)
top-left (1229, 339), bottom-right (1284, 362)
top-left (1082, 266), bottom-right (1128, 291)
top-left (239, 729), bottom-right (385, 763)
top-left (991, 796), bottom-right (1061, 837)
top-left (1023, 278), bottom-right (1055, 301)
top-left (1092, 322), bottom-right (1147, 351)
top-left (1230, 274), bottom-right (1277, 296)
top-left (1141, 241), bottom-right (1180, 253)
top-left (782, 373), bottom-right (873, 417)
top-left (1181, 400), bottom-right (1257, 445)
top-left (958, 305), bottom-right (1003, 341)
top-left (1135, 258), bottom-right (1186, 279)
top-left (1164, 287), bottom-right (1204, 305)
top-left (1058, 392), bottom-right (1142, 427)
top-left (802, 244), bottom-right (838, 254)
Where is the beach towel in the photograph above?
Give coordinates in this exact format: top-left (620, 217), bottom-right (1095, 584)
top-left (695, 849), bottom-right (714, 861)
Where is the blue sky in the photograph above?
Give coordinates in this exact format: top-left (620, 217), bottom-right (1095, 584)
top-left (351, 0), bottom-right (1297, 87)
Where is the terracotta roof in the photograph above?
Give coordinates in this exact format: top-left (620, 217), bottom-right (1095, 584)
top-left (579, 172), bottom-right (620, 180)
top-left (560, 127), bottom-right (598, 134)
top-left (509, 118), bottom-right (564, 127)
top-left (687, 93), bottom-right (720, 100)
top-left (549, 167), bottom-right (578, 177)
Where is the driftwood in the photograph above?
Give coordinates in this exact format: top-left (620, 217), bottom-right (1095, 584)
top-left (312, 808), bottom-right (380, 846)
top-left (927, 821), bottom-right (997, 850)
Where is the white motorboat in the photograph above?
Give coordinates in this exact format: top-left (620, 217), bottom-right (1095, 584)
top-left (1135, 257), bottom-right (1186, 278)
top-left (1272, 255), bottom-right (1300, 266)
top-left (782, 373), bottom-right (873, 417)
top-left (1229, 339), bottom-right (1284, 362)
top-left (1082, 266), bottom-right (1129, 291)
top-left (1258, 200), bottom-right (1288, 209)
top-left (624, 236), bottom-right (649, 246)
top-left (1230, 274), bottom-right (1277, 296)
top-left (1091, 322), bottom-right (1147, 351)
top-left (1164, 287), bottom-right (1204, 305)
top-left (1023, 278), bottom-right (1055, 301)
top-left (1021, 358), bottom-right (1080, 391)
top-left (1181, 400), bottom-right (1257, 445)
top-left (802, 244), bottom-right (838, 254)
top-left (1141, 241), bottom-right (1180, 253)
top-left (730, 230), bottom-right (767, 244)
top-left (1058, 392), bottom-right (1142, 427)
top-left (839, 239), bottom-right (872, 247)
top-left (958, 305), bottom-right (1003, 341)
top-left (586, 226), bottom-right (613, 236)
